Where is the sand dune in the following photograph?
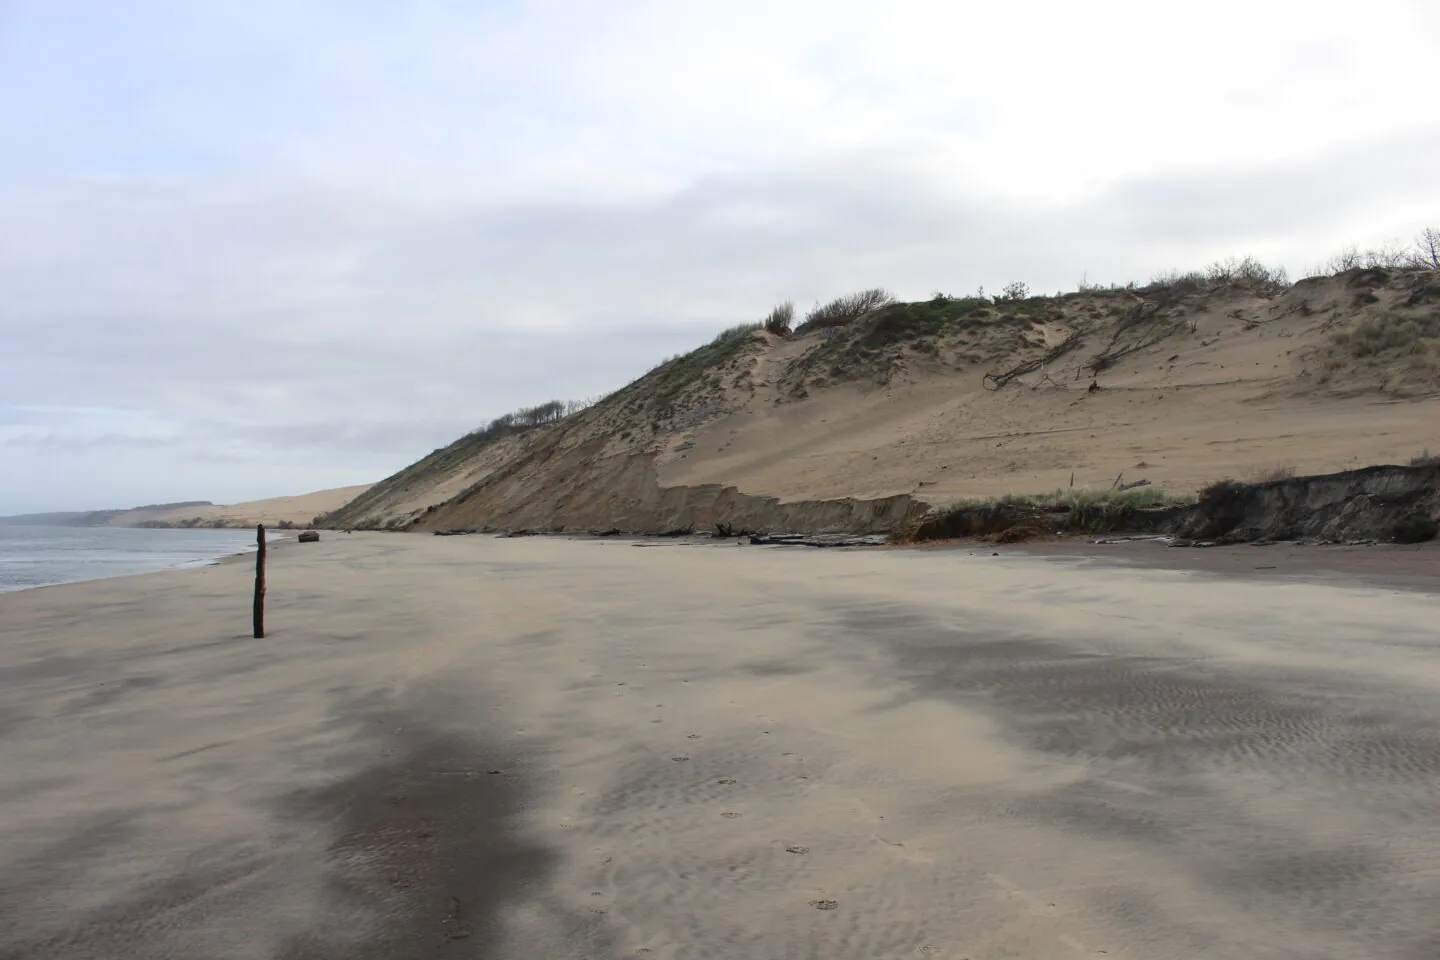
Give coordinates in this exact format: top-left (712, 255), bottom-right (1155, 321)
top-left (2, 534), bottom-right (1439, 958)
top-left (103, 484), bottom-right (372, 528)
top-left (325, 269), bottom-right (1440, 533)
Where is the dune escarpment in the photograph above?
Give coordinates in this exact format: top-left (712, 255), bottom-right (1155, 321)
top-left (322, 268), bottom-right (1440, 538)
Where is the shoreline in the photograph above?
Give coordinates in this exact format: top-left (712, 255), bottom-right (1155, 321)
top-left (414, 526), bottom-right (1440, 594)
top-left (9, 521), bottom-right (1437, 598)
top-left (0, 525), bottom-right (288, 595)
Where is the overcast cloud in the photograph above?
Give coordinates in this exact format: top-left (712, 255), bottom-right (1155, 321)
top-left (2, 0), bottom-right (1438, 512)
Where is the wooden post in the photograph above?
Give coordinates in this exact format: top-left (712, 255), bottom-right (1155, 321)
top-left (253, 524), bottom-right (266, 639)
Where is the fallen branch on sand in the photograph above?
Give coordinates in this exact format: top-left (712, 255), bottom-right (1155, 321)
top-left (1087, 301), bottom-right (1188, 374)
top-left (983, 329), bottom-right (1087, 390)
top-left (748, 533), bottom-right (890, 548)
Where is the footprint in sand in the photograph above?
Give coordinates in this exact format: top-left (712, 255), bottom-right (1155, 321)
top-left (443, 897), bottom-right (472, 940)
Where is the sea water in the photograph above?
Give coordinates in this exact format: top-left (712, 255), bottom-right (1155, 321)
top-left (0, 524), bottom-right (260, 592)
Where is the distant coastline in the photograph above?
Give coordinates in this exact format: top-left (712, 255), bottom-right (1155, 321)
top-left (0, 502), bottom-right (214, 527)
top-left (0, 484), bottom-right (370, 532)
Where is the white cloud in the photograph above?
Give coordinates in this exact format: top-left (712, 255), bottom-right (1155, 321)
top-left (1, 0), bottom-right (1437, 511)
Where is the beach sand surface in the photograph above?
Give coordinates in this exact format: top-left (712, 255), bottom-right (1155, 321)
top-left (2, 533), bottom-right (1439, 959)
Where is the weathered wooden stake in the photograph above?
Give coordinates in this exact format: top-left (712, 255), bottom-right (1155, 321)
top-left (253, 524), bottom-right (267, 639)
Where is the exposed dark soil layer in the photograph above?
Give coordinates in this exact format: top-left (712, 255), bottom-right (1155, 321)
top-left (1177, 462), bottom-right (1440, 543)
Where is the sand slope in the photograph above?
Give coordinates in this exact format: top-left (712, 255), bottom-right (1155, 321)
top-left (2, 534), bottom-right (1439, 958)
top-left (325, 269), bottom-right (1440, 533)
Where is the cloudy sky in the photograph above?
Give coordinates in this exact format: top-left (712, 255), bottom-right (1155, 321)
top-left (2, 0), bottom-right (1438, 513)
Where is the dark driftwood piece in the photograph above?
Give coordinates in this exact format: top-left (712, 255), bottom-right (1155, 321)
top-left (253, 525), bottom-right (266, 639)
top-left (748, 533), bottom-right (889, 548)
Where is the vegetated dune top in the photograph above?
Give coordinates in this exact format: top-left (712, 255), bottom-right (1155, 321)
top-left (106, 484), bottom-right (373, 529)
top-left (323, 267), bottom-right (1440, 534)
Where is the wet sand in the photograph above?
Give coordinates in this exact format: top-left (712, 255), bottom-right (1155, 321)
top-left (2, 533), bottom-right (1439, 959)
top-left (1006, 537), bottom-right (1440, 593)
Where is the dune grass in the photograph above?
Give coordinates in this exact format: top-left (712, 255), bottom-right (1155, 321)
top-left (639, 323), bottom-right (763, 416)
top-left (908, 486), bottom-right (1196, 542)
top-left (939, 486), bottom-right (1192, 512)
top-left (1314, 310), bottom-right (1440, 393)
top-left (1330, 312), bottom-right (1440, 358)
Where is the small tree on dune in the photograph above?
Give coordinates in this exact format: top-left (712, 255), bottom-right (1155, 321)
top-left (763, 300), bottom-right (795, 335)
top-left (1414, 227), bottom-right (1440, 271)
top-left (795, 288), bottom-right (895, 333)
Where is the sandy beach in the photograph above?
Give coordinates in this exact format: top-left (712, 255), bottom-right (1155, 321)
top-left (2, 534), bottom-right (1439, 959)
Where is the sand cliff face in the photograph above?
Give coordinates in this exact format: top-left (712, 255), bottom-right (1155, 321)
top-left (322, 268), bottom-right (1440, 535)
top-left (425, 454), bottom-right (927, 536)
top-left (1177, 462), bottom-right (1440, 543)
